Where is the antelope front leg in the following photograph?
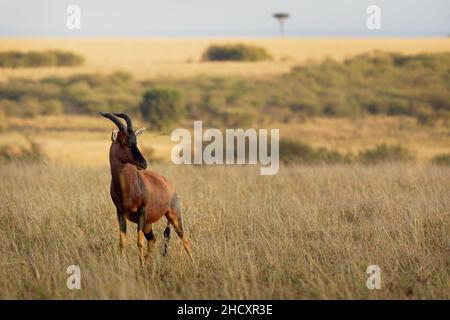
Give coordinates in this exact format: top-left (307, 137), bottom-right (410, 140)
top-left (117, 209), bottom-right (127, 256)
top-left (137, 207), bottom-right (146, 265)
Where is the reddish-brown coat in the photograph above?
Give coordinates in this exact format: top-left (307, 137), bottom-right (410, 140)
top-left (109, 136), bottom-right (176, 226)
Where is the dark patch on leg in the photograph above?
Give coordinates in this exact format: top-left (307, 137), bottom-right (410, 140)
top-left (144, 230), bottom-right (155, 241)
top-left (164, 226), bottom-right (171, 239)
top-left (163, 220), bottom-right (171, 256)
top-left (137, 206), bottom-right (146, 231)
top-left (117, 208), bottom-right (127, 256)
top-left (117, 209), bottom-right (127, 233)
top-left (137, 206), bottom-right (146, 265)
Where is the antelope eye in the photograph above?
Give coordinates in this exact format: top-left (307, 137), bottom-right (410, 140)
top-left (119, 138), bottom-right (129, 147)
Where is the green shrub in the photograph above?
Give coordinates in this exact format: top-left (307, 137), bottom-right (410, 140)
top-left (20, 96), bottom-right (41, 117)
top-left (0, 50), bottom-right (84, 68)
top-left (202, 44), bottom-right (272, 62)
top-left (41, 99), bottom-right (63, 115)
top-left (0, 51), bottom-right (22, 67)
top-left (22, 51), bottom-right (56, 67)
top-left (416, 106), bottom-right (437, 125)
top-left (0, 109), bottom-right (7, 131)
top-left (0, 99), bottom-right (17, 117)
top-left (289, 97), bottom-right (322, 116)
top-left (280, 139), bottom-right (347, 164)
top-left (358, 144), bottom-right (414, 164)
top-left (109, 71), bottom-right (133, 85)
top-left (65, 81), bottom-right (92, 104)
top-left (431, 153), bottom-right (450, 166)
top-left (387, 98), bottom-right (411, 115)
top-left (53, 50), bottom-right (84, 66)
top-left (139, 87), bottom-right (182, 130)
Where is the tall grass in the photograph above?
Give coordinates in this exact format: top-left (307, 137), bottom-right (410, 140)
top-left (0, 163), bottom-right (448, 299)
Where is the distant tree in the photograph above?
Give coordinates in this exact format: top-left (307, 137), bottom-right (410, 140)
top-left (273, 13), bottom-right (290, 37)
top-left (202, 44), bottom-right (271, 62)
top-left (139, 87), bottom-right (182, 130)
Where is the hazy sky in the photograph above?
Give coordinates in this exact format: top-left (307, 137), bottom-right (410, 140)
top-left (0, 0), bottom-right (449, 36)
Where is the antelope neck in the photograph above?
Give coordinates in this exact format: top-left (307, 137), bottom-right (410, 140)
top-left (110, 157), bottom-right (137, 189)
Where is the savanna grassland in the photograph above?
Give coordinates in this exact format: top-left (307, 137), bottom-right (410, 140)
top-left (0, 162), bottom-right (449, 299)
top-left (0, 37), bottom-right (449, 300)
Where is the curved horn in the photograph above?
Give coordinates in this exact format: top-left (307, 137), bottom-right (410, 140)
top-left (113, 113), bottom-right (133, 131)
top-left (99, 112), bottom-right (126, 132)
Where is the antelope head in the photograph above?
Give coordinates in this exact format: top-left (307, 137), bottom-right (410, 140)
top-left (100, 112), bottom-right (147, 170)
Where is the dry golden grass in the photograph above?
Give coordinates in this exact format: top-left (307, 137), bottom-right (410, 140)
top-left (1, 37), bottom-right (450, 80)
top-left (0, 162), bottom-right (448, 299)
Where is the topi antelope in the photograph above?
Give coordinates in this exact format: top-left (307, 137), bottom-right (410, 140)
top-left (100, 112), bottom-right (193, 265)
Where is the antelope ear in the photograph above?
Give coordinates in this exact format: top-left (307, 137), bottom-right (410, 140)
top-left (135, 127), bottom-right (145, 137)
top-left (111, 129), bottom-right (118, 142)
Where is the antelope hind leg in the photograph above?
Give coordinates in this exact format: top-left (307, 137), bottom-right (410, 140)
top-left (166, 209), bottom-right (193, 262)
